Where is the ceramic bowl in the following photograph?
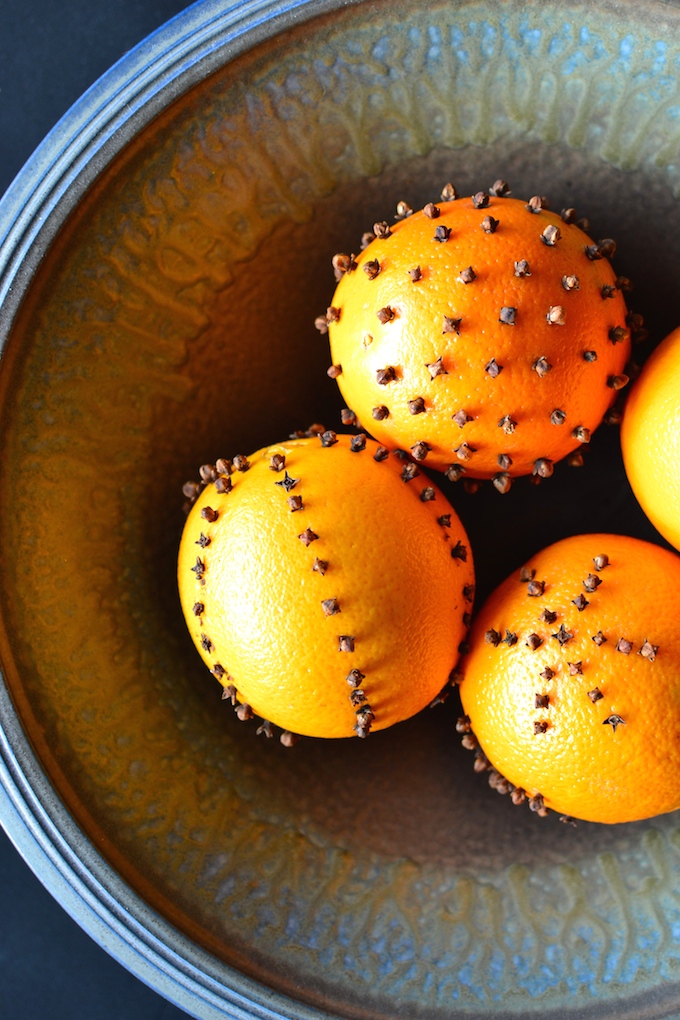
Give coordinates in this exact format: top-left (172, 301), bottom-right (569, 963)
top-left (2, 1), bottom-right (680, 1017)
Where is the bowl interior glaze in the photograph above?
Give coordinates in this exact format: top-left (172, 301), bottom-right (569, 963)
top-left (3, 1), bottom-right (680, 1017)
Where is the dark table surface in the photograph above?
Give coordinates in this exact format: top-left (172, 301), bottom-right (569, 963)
top-left (0, 6), bottom-right (195, 1017)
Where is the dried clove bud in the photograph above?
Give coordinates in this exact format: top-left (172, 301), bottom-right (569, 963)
top-left (593, 553), bottom-right (609, 571)
top-left (492, 472), bottom-right (512, 494)
top-left (526, 195), bottom-right (548, 213)
top-left (372, 405), bottom-right (390, 420)
top-left (287, 495), bottom-right (304, 512)
top-left (527, 579), bottom-right (545, 597)
top-left (572, 425), bottom-right (591, 444)
top-left (572, 594), bottom-right (589, 612)
top-left (616, 638), bottom-right (633, 654)
top-left (338, 635), bottom-right (355, 652)
top-left (486, 358), bottom-right (503, 377)
top-left (320, 429), bottom-right (338, 447)
top-left (377, 306), bottom-right (396, 324)
top-left (312, 558), bottom-right (328, 575)
top-left (535, 693), bottom-right (550, 709)
top-left (591, 631), bottom-right (607, 646)
top-left (499, 306), bottom-right (517, 325)
top-left (442, 315), bottom-right (462, 335)
top-left (603, 714), bottom-right (625, 732)
top-left (298, 528), bottom-right (319, 546)
top-left (426, 355), bottom-right (447, 378)
top-left (532, 356), bottom-right (552, 377)
top-left (533, 458), bottom-right (554, 478)
top-left (459, 266), bottom-right (476, 283)
top-left (321, 598), bottom-right (341, 616)
top-left (454, 442), bottom-right (475, 461)
top-left (395, 200), bottom-right (413, 219)
top-left (275, 470), bottom-right (299, 493)
top-left (327, 364), bottom-right (342, 379)
top-left (546, 305), bottom-right (566, 326)
top-left (201, 506), bottom-right (219, 523)
top-left (568, 661), bottom-right (583, 675)
top-left (609, 326), bottom-right (629, 345)
top-left (445, 464), bottom-right (465, 482)
top-left (490, 180), bottom-right (511, 197)
top-left (363, 259), bottom-right (381, 280)
top-left (423, 202), bottom-right (441, 218)
top-left (233, 454), bottom-right (250, 472)
top-left (552, 624), bottom-right (573, 645)
top-left (402, 462), bottom-right (420, 482)
top-left (583, 573), bottom-right (601, 592)
top-left (411, 441), bottom-right (431, 462)
top-left (346, 669), bottom-right (366, 687)
top-left (408, 397), bottom-right (426, 415)
top-left (540, 224), bottom-right (561, 246)
top-left (534, 721), bottom-right (549, 734)
top-left (514, 259), bottom-right (531, 277)
top-left (497, 453), bottom-right (513, 470)
top-left (434, 224), bottom-right (451, 242)
top-left (408, 265), bottom-right (423, 282)
top-left (374, 446), bottom-right (389, 462)
top-left (539, 609), bottom-right (557, 624)
top-left (498, 414), bottom-right (517, 434)
top-left (526, 633), bottom-right (543, 650)
top-left (441, 182), bottom-right (457, 201)
top-left (280, 730), bottom-right (300, 747)
top-left (550, 409), bottom-right (566, 426)
top-left (420, 486), bottom-right (436, 502)
top-left (269, 453), bottom-right (286, 472)
top-left (332, 252), bottom-right (357, 277)
top-left (256, 720), bottom-right (275, 738)
top-left (376, 366), bottom-right (397, 385)
top-left (588, 688), bottom-right (603, 703)
top-left (503, 630), bottom-right (518, 646)
top-left (485, 628), bottom-right (502, 646)
top-left (373, 220), bottom-right (392, 238)
top-left (350, 434), bottom-right (367, 452)
top-left (540, 666), bottom-right (555, 680)
top-left (452, 409), bottom-right (473, 428)
top-left (192, 602), bottom-right (204, 616)
top-left (472, 191), bottom-right (490, 209)
top-left (481, 214), bottom-right (499, 233)
top-left (639, 639), bottom-right (659, 661)
top-left (451, 541), bottom-right (468, 561)
top-left (235, 702), bottom-right (253, 721)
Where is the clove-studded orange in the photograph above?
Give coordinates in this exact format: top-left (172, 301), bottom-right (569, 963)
top-left (178, 433), bottom-right (474, 740)
top-left (322, 186), bottom-right (631, 485)
top-left (621, 325), bottom-right (680, 553)
top-left (458, 533), bottom-right (680, 824)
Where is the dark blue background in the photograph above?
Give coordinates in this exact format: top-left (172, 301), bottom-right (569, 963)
top-left (0, 6), bottom-right (196, 1016)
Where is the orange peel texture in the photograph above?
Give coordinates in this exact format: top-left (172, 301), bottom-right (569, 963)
top-left (178, 434), bottom-right (474, 739)
top-left (324, 190), bottom-right (631, 482)
top-left (459, 533), bottom-right (680, 824)
top-left (621, 325), bottom-right (680, 553)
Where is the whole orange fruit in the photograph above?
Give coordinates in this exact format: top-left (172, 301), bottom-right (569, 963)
top-left (178, 433), bottom-right (474, 740)
top-left (322, 187), bottom-right (631, 486)
top-left (621, 326), bottom-right (680, 551)
top-left (458, 532), bottom-right (680, 824)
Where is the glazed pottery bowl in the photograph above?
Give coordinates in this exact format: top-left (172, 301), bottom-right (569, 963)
top-left (2, 1), bottom-right (680, 1018)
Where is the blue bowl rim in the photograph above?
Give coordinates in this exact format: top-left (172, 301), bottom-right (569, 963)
top-left (0, 1), bottom-right (358, 1017)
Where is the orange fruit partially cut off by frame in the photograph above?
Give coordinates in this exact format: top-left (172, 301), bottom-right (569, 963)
top-left (322, 186), bottom-right (631, 485)
top-left (458, 533), bottom-right (680, 824)
top-left (178, 433), bottom-right (474, 740)
top-left (621, 325), bottom-right (680, 552)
